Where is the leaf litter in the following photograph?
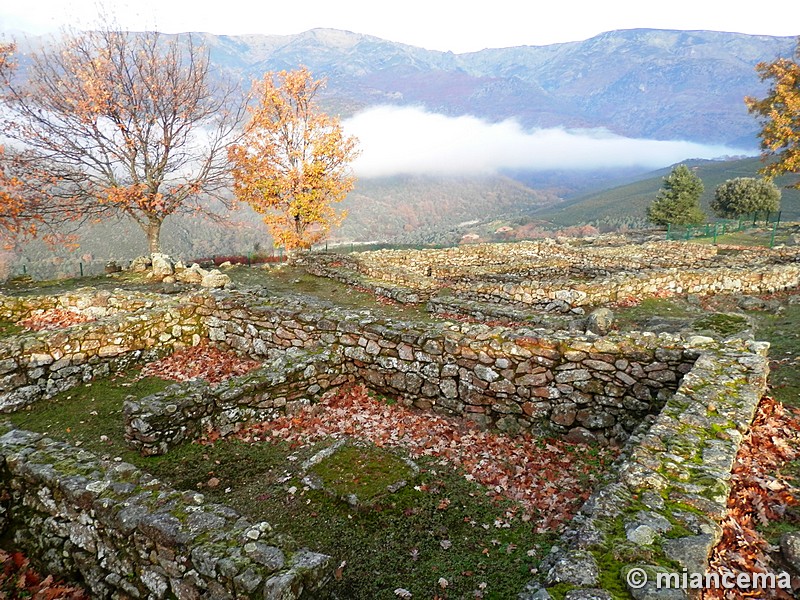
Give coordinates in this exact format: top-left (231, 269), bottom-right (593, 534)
top-left (221, 384), bottom-right (620, 530)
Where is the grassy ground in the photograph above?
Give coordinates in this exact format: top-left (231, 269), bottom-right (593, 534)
top-left (752, 302), bottom-right (800, 410)
top-left (227, 264), bottom-right (433, 322)
top-left (0, 271), bottom-right (153, 297)
top-left (6, 371), bottom-right (172, 462)
top-left (687, 227), bottom-right (794, 248)
top-left (613, 292), bottom-right (799, 409)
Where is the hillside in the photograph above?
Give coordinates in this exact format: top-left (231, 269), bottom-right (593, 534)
top-left (6, 175), bottom-right (555, 279)
top-left (538, 157), bottom-right (800, 228)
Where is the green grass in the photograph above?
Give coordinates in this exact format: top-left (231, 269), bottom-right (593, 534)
top-left (750, 301), bottom-right (800, 409)
top-left (6, 371), bottom-right (172, 461)
top-left (227, 264), bottom-right (432, 321)
top-left (692, 313), bottom-right (749, 337)
top-left (613, 297), bottom-right (703, 331)
top-left (0, 320), bottom-right (25, 338)
top-left (309, 443), bottom-right (416, 504)
top-left (688, 228), bottom-right (794, 248)
top-left (0, 271), bottom-right (154, 297)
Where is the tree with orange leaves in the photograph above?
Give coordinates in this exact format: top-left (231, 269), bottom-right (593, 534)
top-left (746, 39), bottom-right (800, 189)
top-left (0, 27), bottom-right (244, 253)
top-left (228, 68), bottom-right (359, 252)
top-left (0, 43), bottom-right (30, 243)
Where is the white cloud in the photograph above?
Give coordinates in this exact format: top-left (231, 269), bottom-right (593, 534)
top-left (343, 105), bottom-right (751, 177)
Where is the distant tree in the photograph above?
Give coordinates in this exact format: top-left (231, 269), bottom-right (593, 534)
top-left (228, 68), bottom-right (359, 252)
top-left (745, 40), bottom-right (800, 188)
top-left (711, 177), bottom-right (781, 218)
top-left (0, 27), bottom-right (244, 253)
top-left (647, 164), bottom-right (705, 226)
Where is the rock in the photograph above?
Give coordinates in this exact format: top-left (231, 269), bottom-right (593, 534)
top-left (176, 264), bottom-right (206, 284)
top-left (565, 427), bottom-right (597, 444)
top-left (737, 295), bottom-right (767, 310)
top-left (105, 260), bottom-right (122, 274)
top-left (545, 550), bottom-right (599, 587)
top-left (551, 403), bottom-right (578, 427)
top-left (517, 585), bottom-right (553, 600)
top-left (781, 532), bottom-right (800, 573)
top-left (786, 233), bottom-right (800, 246)
top-left (586, 308), bottom-right (615, 335)
top-left (565, 590), bottom-right (614, 600)
top-left (661, 534), bottom-right (715, 574)
top-left (625, 511), bottom-right (672, 545)
top-left (200, 270), bottom-right (231, 289)
top-left (626, 523), bottom-right (656, 546)
top-left (686, 335), bottom-right (714, 347)
top-left (130, 255), bottom-right (152, 272)
top-left (151, 253), bottom-right (175, 279)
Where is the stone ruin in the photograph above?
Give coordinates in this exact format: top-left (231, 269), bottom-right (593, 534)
top-left (0, 237), bottom-right (797, 599)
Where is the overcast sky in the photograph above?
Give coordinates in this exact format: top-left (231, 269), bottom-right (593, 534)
top-left (1, 0), bottom-right (798, 52)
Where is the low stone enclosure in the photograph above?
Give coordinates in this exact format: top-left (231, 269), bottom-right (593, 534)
top-left (0, 237), bottom-right (794, 599)
top-left (305, 239), bottom-right (800, 313)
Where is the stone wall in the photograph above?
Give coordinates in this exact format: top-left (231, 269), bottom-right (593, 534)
top-left (521, 339), bottom-right (770, 600)
top-left (0, 287), bottom-right (168, 322)
top-left (0, 425), bottom-right (332, 599)
top-left (0, 294), bottom-right (207, 413)
top-left (168, 292), bottom-right (696, 443)
top-left (125, 348), bottom-right (345, 456)
top-left (303, 255), bottom-right (429, 304)
top-left (457, 262), bottom-right (800, 311)
top-left (305, 241), bottom-right (800, 312)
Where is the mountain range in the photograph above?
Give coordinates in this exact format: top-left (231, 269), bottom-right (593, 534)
top-left (199, 27), bottom-right (796, 146)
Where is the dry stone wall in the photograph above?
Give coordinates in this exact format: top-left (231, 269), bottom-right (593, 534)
top-left (0, 425), bottom-right (332, 599)
top-left (457, 262), bottom-right (800, 311)
top-left (521, 339), bottom-right (770, 600)
top-left (181, 292), bottom-right (696, 443)
top-left (0, 291), bottom-right (207, 413)
top-left (0, 287), bottom-right (168, 322)
top-left (306, 241), bottom-right (800, 313)
top-left (125, 348), bottom-right (345, 456)
top-left (0, 276), bottom-right (778, 600)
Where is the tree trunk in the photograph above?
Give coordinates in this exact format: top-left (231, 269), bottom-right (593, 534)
top-left (145, 217), bottom-right (162, 255)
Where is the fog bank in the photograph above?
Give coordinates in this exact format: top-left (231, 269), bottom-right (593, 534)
top-left (343, 106), bottom-right (751, 178)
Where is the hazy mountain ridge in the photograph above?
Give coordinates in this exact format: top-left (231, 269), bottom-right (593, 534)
top-left (198, 28), bottom-right (797, 145)
top-left (7, 27), bottom-right (795, 143)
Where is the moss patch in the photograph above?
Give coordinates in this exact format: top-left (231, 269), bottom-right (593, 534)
top-left (692, 313), bottom-right (749, 336)
top-left (308, 442), bottom-right (416, 505)
top-left (613, 298), bottom-right (702, 331)
top-left (226, 265), bottom-right (432, 321)
top-left (0, 320), bottom-right (25, 338)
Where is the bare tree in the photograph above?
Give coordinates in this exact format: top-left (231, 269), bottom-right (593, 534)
top-left (1, 27), bottom-right (245, 253)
